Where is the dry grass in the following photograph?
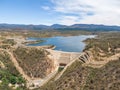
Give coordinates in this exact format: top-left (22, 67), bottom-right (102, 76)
top-left (13, 47), bottom-right (54, 78)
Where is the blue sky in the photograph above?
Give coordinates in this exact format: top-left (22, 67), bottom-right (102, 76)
top-left (0, 0), bottom-right (120, 25)
top-left (0, 0), bottom-right (59, 25)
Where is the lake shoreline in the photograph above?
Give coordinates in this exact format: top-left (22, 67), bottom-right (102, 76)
top-left (26, 35), bottom-right (96, 52)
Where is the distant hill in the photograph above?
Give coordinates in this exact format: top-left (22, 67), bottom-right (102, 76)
top-left (0, 23), bottom-right (120, 31)
top-left (51, 24), bottom-right (67, 29)
top-left (0, 24), bottom-right (49, 30)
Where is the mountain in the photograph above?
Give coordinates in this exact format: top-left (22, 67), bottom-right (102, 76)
top-left (51, 24), bottom-right (67, 29)
top-left (0, 24), bottom-right (49, 30)
top-left (0, 23), bottom-right (120, 31)
top-left (69, 24), bottom-right (120, 31)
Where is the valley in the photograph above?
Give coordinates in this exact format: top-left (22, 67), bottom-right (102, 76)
top-left (1, 0), bottom-right (120, 90)
top-left (0, 30), bottom-right (120, 90)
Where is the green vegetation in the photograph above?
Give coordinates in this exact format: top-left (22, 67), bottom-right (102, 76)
top-left (58, 67), bottom-right (64, 72)
top-left (0, 44), bottom-right (11, 49)
top-left (0, 39), bottom-right (16, 49)
top-left (2, 39), bottom-right (17, 46)
top-left (13, 47), bottom-right (54, 78)
top-left (0, 50), bottom-right (26, 90)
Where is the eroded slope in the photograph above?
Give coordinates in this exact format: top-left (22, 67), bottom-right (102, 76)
top-left (13, 47), bottom-right (55, 79)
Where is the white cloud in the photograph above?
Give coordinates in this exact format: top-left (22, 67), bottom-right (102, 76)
top-left (59, 16), bottom-right (79, 25)
top-left (41, 6), bottom-right (50, 10)
top-left (51, 0), bottom-right (120, 25)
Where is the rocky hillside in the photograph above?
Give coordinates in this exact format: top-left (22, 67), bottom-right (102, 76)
top-left (38, 32), bottom-right (120, 90)
top-left (13, 47), bottom-right (55, 78)
top-left (39, 57), bottom-right (120, 90)
top-left (0, 31), bottom-right (119, 90)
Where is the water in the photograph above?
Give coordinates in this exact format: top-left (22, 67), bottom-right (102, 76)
top-left (27, 35), bottom-right (95, 52)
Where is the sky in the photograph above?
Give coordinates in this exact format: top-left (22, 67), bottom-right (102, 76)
top-left (0, 0), bottom-right (120, 25)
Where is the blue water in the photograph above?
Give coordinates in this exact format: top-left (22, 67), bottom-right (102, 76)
top-left (27, 35), bottom-right (95, 52)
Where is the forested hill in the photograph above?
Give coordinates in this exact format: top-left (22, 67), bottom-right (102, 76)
top-left (0, 23), bottom-right (120, 31)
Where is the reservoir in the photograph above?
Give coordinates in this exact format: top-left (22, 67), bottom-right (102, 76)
top-left (27, 35), bottom-right (95, 52)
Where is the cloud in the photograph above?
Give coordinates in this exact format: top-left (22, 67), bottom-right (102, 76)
top-left (41, 6), bottom-right (50, 10)
top-left (51, 0), bottom-right (120, 25)
top-left (59, 16), bottom-right (80, 25)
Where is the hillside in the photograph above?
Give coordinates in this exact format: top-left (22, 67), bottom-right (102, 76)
top-left (38, 32), bottom-right (120, 90)
top-left (39, 58), bottom-right (120, 90)
top-left (0, 31), bottom-right (120, 90)
top-left (0, 49), bottom-right (26, 90)
top-left (13, 47), bottom-right (55, 79)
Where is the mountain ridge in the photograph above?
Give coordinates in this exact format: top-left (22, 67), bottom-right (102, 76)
top-left (0, 23), bottom-right (120, 31)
